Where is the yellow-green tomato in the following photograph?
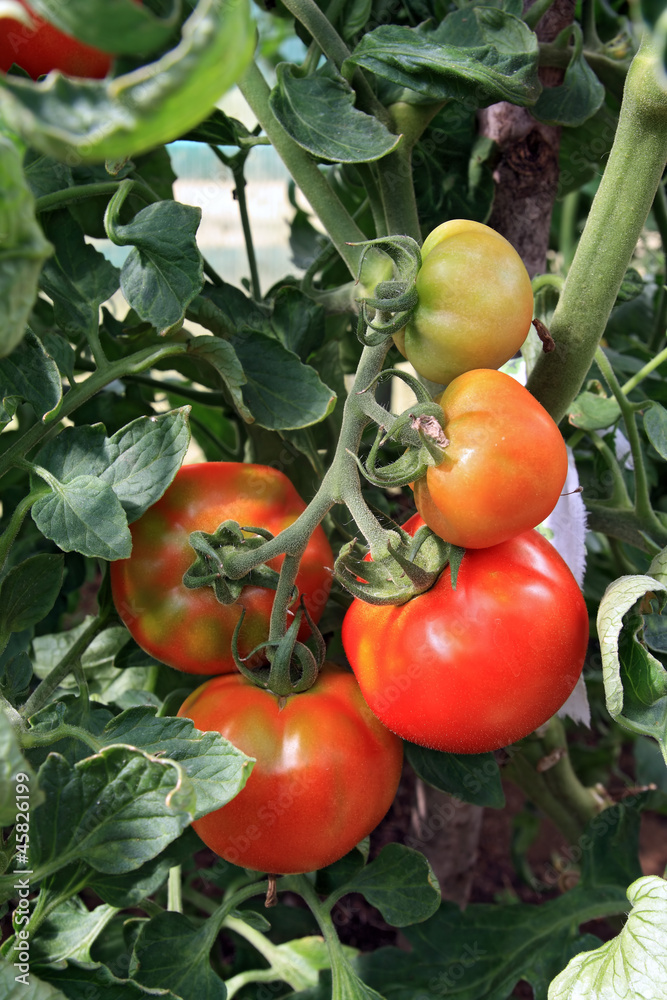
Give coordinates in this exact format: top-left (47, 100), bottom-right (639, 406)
top-left (394, 220), bottom-right (534, 386)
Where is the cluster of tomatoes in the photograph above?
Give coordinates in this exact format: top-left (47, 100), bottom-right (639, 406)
top-left (110, 222), bottom-right (589, 875)
top-left (345, 221), bottom-right (590, 759)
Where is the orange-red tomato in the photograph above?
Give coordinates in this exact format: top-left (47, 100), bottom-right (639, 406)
top-left (177, 665), bottom-right (404, 873)
top-left (0, 0), bottom-right (113, 79)
top-left (342, 516), bottom-right (589, 754)
top-left (412, 368), bottom-right (568, 548)
top-left (110, 463), bottom-right (334, 676)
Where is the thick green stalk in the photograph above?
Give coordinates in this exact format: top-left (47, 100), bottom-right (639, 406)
top-left (527, 32), bottom-right (667, 421)
top-left (237, 62), bottom-right (367, 278)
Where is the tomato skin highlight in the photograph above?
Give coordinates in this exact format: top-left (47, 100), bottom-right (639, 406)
top-left (342, 518), bottom-right (589, 754)
top-left (177, 665), bottom-right (404, 874)
top-left (0, 0), bottom-right (113, 79)
top-left (412, 368), bottom-right (568, 549)
top-left (110, 463), bottom-right (334, 676)
top-left (393, 220), bottom-right (534, 387)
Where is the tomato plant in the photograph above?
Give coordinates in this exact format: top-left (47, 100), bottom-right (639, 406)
top-left (393, 220), bottom-right (534, 386)
top-left (411, 368), bottom-right (569, 548)
top-left (0, 0), bottom-right (113, 79)
top-left (110, 462), bottom-right (334, 675)
top-left (1, 1), bottom-right (666, 997)
top-left (177, 664), bottom-right (404, 873)
top-left (342, 516), bottom-right (589, 754)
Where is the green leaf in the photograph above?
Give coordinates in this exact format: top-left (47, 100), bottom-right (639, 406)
top-left (644, 402), bottom-right (667, 460)
top-left (0, 136), bottom-right (53, 357)
top-left (130, 910), bottom-right (227, 1000)
top-left (98, 707), bottom-right (254, 820)
top-left (33, 960), bottom-right (182, 999)
top-left (0, 0), bottom-right (256, 164)
top-left (29, 746), bottom-right (195, 878)
top-left (533, 24), bottom-right (605, 127)
top-left (0, 958), bottom-right (68, 999)
top-left (100, 410), bottom-right (191, 522)
top-left (28, 0), bottom-right (181, 56)
top-left (31, 476), bottom-right (132, 561)
top-left (32, 410), bottom-right (190, 529)
top-left (405, 743), bottom-right (505, 808)
top-left (597, 576), bottom-right (667, 763)
top-left (31, 621), bottom-right (147, 703)
top-left (345, 7), bottom-right (541, 109)
top-left (0, 644), bottom-right (33, 704)
top-left (269, 64), bottom-right (400, 163)
top-left (186, 336), bottom-right (252, 423)
top-left (0, 554), bottom-right (64, 651)
top-left (270, 286), bottom-right (326, 361)
top-left (182, 107), bottom-right (253, 146)
top-left (86, 828), bottom-right (203, 908)
top-left (0, 328), bottom-right (61, 428)
top-left (334, 844), bottom-right (440, 927)
top-left (110, 201), bottom-right (204, 335)
top-left (567, 391), bottom-right (621, 430)
top-left (39, 211), bottom-right (120, 340)
top-left (548, 876), bottom-right (667, 999)
top-left (0, 709), bottom-right (40, 828)
top-left (231, 330), bottom-right (337, 430)
top-left (31, 897), bottom-right (118, 965)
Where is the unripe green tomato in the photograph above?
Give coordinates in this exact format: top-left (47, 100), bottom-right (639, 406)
top-left (393, 220), bottom-right (534, 386)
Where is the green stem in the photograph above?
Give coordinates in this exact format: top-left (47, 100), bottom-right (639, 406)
top-left (21, 613), bottom-right (112, 719)
top-left (269, 554), bottom-right (302, 642)
top-left (560, 190), bottom-right (580, 270)
top-left (620, 341), bottom-right (667, 395)
top-left (288, 875), bottom-right (372, 1000)
top-left (210, 146), bottom-right (261, 300)
top-left (20, 721), bottom-right (102, 752)
top-left (588, 433), bottom-right (633, 509)
top-left (237, 62), bottom-right (367, 278)
top-left (377, 146), bottom-right (421, 240)
top-left (531, 274), bottom-right (565, 296)
top-left (0, 343), bottom-right (187, 483)
top-left (527, 32), bottom-right (667, 421)
top-left (223, 914), bottom-right (314, 993)
top-left (35, 179), bottom-right (156, 214)
top-left (168, 866), bottom-right (183, 913)
top-left (221, 340), bottom-right (393, 579)
top-left (506, 720), bottom-right (602, 845)
top-left (524, 0), bottom-right (557, 30)
top-left (595, 346), bottom-right (667, 542)
top-left (0, 491), bottom-right (39, 572)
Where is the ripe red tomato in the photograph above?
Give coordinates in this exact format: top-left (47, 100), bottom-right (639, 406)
top-left (0, 1), bottom-right (113, 79)
top-left (412, 368), bottom-right (568, 549)
top-left (177, 664), bottom-right (404, 873)
top-left (342, 516), bottom-right (589, 754)
top-left (110, 463), bottom-right (334, 676)
top-left (393, 220), bottom-right (534, 386)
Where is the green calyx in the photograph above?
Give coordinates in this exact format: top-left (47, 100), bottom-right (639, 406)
top-left (183, 520), bottom-right (290, 605)
top-left (335, 522), bottom-right (462, 605)
top-left (231, 600), bottom-right (326, 697)
top-left (355, 368), bottom-right (447, 489)
top-left (351, 235), bottom-right (422, 345)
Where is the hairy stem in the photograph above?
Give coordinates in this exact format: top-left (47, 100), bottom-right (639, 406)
top-left (527, 32), bottom-right (667, 421)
